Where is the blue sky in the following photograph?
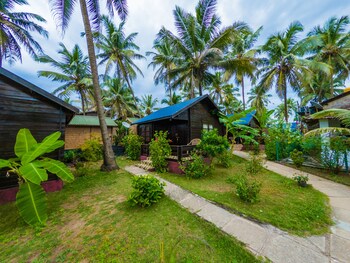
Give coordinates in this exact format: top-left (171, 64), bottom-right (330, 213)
top-left (4, 0), bottom-right (350, 110)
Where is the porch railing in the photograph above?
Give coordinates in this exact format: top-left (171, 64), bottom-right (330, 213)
top-left (141, 144), bottom-right (196, 162)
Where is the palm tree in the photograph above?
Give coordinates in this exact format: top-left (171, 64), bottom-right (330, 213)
top-left (103, 77), bottom-right (137, 119)
top-left (156, 0), bottom-right (242, 97)
top-left (247, 85), bottom-right (272, 113)
top-left (220, 86), bottom-right (241, 114)
top-left (161, 92), bottom-right (182, 106)
top-left (299, 73), bottom-right (344, 105)
top-left (306, 109), bottom-right (350, 136)
top-left (224, 26), bottom-right (262, 109)
top-left (147, 38), bottom-right (177, 99)
top-left (259, 21), bottom-right (329, 123)
top-left (140, 95), bottom-right (158, 116)
top-left (208, 72), bottom-right (234, 105)
top-left (36, 43), bottom-right (92, 113)
top-left (274, 98), bottom-right (298, 121)
top-left (96, 15), bottom-right (144, 104)
top-left (48, 0), bottom-right (128, 171)
top-left (306, 16), bottom-right (350, 96)
top-left (0, 0), bottom-right (48, 66)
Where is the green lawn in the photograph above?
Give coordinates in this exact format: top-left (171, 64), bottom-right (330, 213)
top-left (283, 162), bottom-right (350, 186)
top-left (157, 155), bottom-right (333, 236)
top-left (0, 160), bottom-right (258, 262)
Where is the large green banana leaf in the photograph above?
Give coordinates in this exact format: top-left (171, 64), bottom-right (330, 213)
top-left (0, 159), bottom-right (10, 169)
top-left (39, 159), bottom-right (74, 183)
top-left (19, 162), bottom-right (48, 185)
top-left (45, 140), bottom-right (65, 154)
top-left (21, 132), bottom-right (61, 165)
top-left (15, 129), bottom-right (37, 158)
top-left (16, 182), bottom-right (47, 226)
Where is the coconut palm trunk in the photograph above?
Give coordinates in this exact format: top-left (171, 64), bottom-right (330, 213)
top-left (329, 56), bottom-right (334, 97)
top-left (283, 82), bottom-right (289, 123)
top-left (241, 77), bottom-right (245, 110)
top-left (167, 67), bottom-right (172, 100)
top-left (79, 0), bottom-right (118, 171)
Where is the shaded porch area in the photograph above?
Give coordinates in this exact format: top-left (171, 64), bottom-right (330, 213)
top-left (141, 144), bottom-right (197, 162)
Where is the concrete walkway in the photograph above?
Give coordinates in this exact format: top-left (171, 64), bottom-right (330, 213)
top-left (124, 164), bottom-right (349, 263)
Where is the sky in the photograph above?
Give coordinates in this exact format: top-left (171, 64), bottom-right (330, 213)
top-left (4, 0), bottom-right (350, 111)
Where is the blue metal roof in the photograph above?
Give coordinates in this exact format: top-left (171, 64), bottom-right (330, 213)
top-left (237, 110), bottom-right (256, 125)
top-left (228, 110), bottom-right (256, 125)
top-left (133, 95), bottom-right (207, 125)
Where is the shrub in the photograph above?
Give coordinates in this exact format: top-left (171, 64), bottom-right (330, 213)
top-left (216, 151), bottom-right (233, 168)
top-left (63, 149), bottom-right (81, 163)
top-left (321, 144), bottom-right (344, 174)
top-left (290, 149), bottom-right (304, 168)
top-left (128, 175), bottom-right (165, 207)
top-left (320, 136), bottom-right (348, 174)
top-left (302, 136), bottom-right (322, 159)
top-left (245, 153), bottom-right (264, 175)
top-left (197, 129), bottom-right (229, 157)
top-left (74, 164), bottom-right (89, 177)
top-left (233, 174), bottom-right (261, 203)
top-left (181, 152), bottom-right (211, 179)
top-left (63, 150), bottom-right (75, 163)
top-left (81, 137), bottom-right (103, 162)
top-left (149, 131), bottom-right (172, 173)
top-left (122, 134), bottom-right (143, 160)
top-left (265, 124), bottom-right (302, 161)
top-left (293, 173), bottom-right (309, 187)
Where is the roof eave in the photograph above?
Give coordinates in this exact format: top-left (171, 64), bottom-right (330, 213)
top-left (0, 67), bottom-right (79, 113)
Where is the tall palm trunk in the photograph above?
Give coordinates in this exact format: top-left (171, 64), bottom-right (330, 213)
top-left (167, 67), bottom-right (172, 103)
top-left (79, 0), bottom-right (118, 171)
top-left (329, 56), bottom-right (334, 97)
top-left (241, 77), bottom-right (245, 110)
top-left (80, 91), bottom-right (85, 115)
top-left (283, 83), bottom-right (288, 123)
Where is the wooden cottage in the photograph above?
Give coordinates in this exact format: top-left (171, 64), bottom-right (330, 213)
top-left (0, 68), bottom-right (78, 202)
top-left (300, 90), bottom-right (350, 131)
top-left (133, 95), bottom-right (223, 145)
top-left (65, 115), bottom-right (118, 149)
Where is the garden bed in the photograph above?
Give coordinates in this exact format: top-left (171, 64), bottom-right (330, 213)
top-left (0, 160), bottom-right (257, 262)
top-left (157, 155), bottom-right (333, 236)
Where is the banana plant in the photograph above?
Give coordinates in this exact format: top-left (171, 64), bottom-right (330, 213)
top-left (0, 129), bottom-right (74, 226)
top-left (219, 109), bottom-right (259, 150)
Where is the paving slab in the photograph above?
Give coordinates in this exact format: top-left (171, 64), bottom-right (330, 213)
top-left (330, 235), bottom-right (350, 263)
top-left (222, 217), bottom-right (272, 253)
top-left (262, 235), bottom-right (329, 263)
top-left (196, 202), bottom-right (235, 228)
top-left (179, 195), bottom-right (209, 213)
top-left (124, 166), bottom-right (149, 176)
top-left (306, 235), bottom-right (327, 253)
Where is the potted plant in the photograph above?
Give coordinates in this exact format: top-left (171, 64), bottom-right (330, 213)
top-left (113, 121), bottom-right (128, 156)
top-left (293, 173), bottom-right (309, 187)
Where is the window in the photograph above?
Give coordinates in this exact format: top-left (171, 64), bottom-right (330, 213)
top-left (202, 123), bottom-right (214, 131)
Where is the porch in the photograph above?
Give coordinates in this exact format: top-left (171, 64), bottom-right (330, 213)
top-left (141, 144), bottom-right (197, 162)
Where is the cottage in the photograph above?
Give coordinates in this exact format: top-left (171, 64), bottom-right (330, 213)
top-left (318, 89), bottom-right (350, 129)
top-left (133, 94), bottom-right (223, 145)
top-left (0, 68), bottom-right (78, 201)
top-left (65, 115), bottom-right (118, 149)
top-left (299, 89), bottom-right (350, 131)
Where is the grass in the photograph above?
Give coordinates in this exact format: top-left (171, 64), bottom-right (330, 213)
top-left (0, 159), bottom-right (258, 262)
top-left (157, 155), bottom-right (333, 236)
top-left (283, 162), bottom-right (350, 186)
